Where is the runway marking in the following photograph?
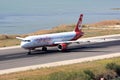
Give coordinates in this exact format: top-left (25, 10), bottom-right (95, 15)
top-left (0, 46), bottom-right (20, 50)
top-left (0, 52), bottom-right (120, 75)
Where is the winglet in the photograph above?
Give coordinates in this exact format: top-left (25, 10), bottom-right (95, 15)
top-left (74, 14), bottom-right (83, 32)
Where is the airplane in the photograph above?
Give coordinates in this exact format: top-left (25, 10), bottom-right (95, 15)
top-left (16, 14), bottom-right (84, 54)
top-left (16, 14), bottom-right (118, 55)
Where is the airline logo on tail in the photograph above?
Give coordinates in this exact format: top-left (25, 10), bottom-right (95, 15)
top-left (74, 14), bottom-right (83, 32)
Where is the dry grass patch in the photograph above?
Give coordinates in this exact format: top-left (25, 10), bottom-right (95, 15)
top-left (82, 28), bottom-right (120, 38)
top-left (30, 24), bottom-right (74, 35)
top-left (0, 34), bottom-right (21, 40)
top-left (88, 20), bottom-right (120, 27)
top-left (0, 39), bottom-right (20, 47)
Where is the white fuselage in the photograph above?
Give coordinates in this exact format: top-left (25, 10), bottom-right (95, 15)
top-left (21, 31), bottom-right (77, 49)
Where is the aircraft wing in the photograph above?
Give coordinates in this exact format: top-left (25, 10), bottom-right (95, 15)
top-left (16, 37), bottom-right (24, 40)
top-left (54, 38), bottom-right (119, 44)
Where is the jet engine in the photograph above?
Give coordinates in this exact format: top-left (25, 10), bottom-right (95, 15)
top-left (57, 43), bottom-right (67, 51)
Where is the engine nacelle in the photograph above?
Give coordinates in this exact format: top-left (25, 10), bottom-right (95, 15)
top-left (57, 43), bottom-right (67, 51)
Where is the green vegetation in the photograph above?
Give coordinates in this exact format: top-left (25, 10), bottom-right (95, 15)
top-left (106, 63), bottom-right (120, 76)
top-left (1, 57), bottom-right (120, 80)
top-left (0, 20), bottom-right (120, 47)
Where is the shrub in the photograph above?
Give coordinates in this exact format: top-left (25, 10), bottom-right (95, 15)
top-left (83, 69), bottom-right (95, 80)
top-left (106, 63), bottom-right (117, 70)
top-left (0, 35), bottom-right (9, 40)
top-left (48, 71), bottom-right (84, 80)
top-left (106, 63), bottom-right (120, 76)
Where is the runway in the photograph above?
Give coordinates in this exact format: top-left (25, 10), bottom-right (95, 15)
top-left (0, 35), bottom-right (120, 70)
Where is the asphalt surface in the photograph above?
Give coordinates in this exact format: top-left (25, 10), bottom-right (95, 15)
top-left (0, 36), bottom-right (120, 70)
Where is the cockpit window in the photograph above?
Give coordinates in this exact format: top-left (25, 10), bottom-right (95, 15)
top-left (22, 40), bottom-right (31, 42)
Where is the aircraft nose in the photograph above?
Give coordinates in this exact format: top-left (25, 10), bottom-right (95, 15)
top-left (20, 42), bottom-right (28, 49)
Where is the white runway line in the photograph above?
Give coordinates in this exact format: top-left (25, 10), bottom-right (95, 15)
top-left (0, 52), bottom-right (120, 75)
top-left (0, 46), bottom-right (20, 50)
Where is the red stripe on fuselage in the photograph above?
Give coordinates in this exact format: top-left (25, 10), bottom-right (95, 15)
top-left (71, 31), bottom-right (84, 40)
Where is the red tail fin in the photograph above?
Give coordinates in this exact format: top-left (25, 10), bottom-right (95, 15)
top-left (74, 14), bottom-right (83, 32)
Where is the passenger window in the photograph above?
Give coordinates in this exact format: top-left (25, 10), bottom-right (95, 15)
top-left (22, 40), bottom-right (31, 42)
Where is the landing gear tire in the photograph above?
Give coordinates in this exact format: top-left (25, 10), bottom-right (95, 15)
top-left (42, 47), bottom-right (47, 51)
top-left (27, 50), bottom-right (32, 55)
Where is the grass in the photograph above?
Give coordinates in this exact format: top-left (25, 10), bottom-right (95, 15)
top-left (88, 20), bottom-right (120, 27)
top-left (0, 39), bottom-right (20, 47)
top-left (1, 57), bottom-right (120, 80)
top-left (82, 28), bottom-right (120, 38)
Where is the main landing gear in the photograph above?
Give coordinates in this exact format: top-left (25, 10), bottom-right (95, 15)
top-left (27, 49), bottom-right (32, 55)
top-left (27, 47), bottom-right (47, 55)
top-left (42, 46), bottom-right (47, 51)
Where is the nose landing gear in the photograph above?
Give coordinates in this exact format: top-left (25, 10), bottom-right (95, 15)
top-left (27, 49), bottom-right (32, 55)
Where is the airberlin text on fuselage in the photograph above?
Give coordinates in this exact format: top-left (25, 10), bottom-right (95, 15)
top-left (33, 32), bottom-right (76, 44)
top-left (21, 32), bottom-right (76, 49)
top-left (35, 37), bottom-right (51, 44)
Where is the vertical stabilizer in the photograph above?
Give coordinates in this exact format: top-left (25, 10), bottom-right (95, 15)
top-left (74, 14), bottom-right (83, 32)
